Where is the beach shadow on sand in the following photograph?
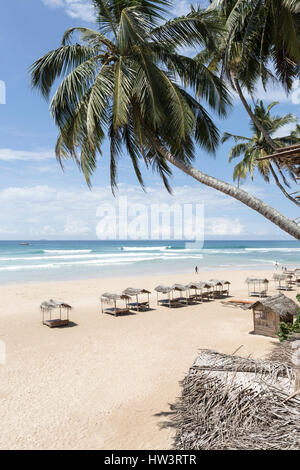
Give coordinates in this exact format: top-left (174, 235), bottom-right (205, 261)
top-left (49, 321), bottom-right (79, 328)
top-left (154, 404), bottom-right (177, 430)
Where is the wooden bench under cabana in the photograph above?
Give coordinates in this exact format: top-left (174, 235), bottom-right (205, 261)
top-left (245, 277), bottom-right (269, 297)
top-left (186, 282), bottom-right (204, 302)
top-left (198, 281), bottom-right (214, 301)
top-left (208, 279), bottom-right (231, 298)
top-left (122, 287), bottom-right (151, 311)
top-left (248, 293), bottom-right (299, 338)
top-left (40, 299), bottom-right (72, 328)
top-left (154, 285), bottom-right (180, 308)
top-left (100, 292), bottom-right (131, 317)
top-left (273, 273), bottom-right (294, 291)
top-left (219, 280), bottom-right (231, 297)
top-left (171, 284), bottom-right (189, 305)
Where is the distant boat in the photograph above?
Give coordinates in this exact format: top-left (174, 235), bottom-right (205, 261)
top-left (19, 242), bottom-right (30, 246)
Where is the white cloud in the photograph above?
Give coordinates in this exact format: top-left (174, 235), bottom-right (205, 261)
top-left (0, 149), bottom-right (54, 161)
top-left (0, 181), bottom-right (277, 239)
top-left (0, 183), bottom-right (243, 239)
top-left (233, 80), bottom-right (298, 105)
top-left (272, 122), bottom-right (298, 139)
top-left (42, 0), bottom-right (94, 22)
top-left (64, 215), bottom-right (90, 235)
top-left (174, 0), bottom-right (191, 16)
top-left (206, 217), bottom-right (244, 236)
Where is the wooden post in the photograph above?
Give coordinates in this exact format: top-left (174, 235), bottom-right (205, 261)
top-left (292, 340), bottom-right (300, 393)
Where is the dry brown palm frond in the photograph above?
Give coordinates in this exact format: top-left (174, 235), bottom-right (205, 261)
top-left (172, 350), bottom-right (300, 450)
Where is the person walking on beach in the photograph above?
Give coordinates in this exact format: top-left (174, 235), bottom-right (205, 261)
top-left (195, 266), bottom-right (198, 274)
top-left (275, 260), bottom-right (279, 270)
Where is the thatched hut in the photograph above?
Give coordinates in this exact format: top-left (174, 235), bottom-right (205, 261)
top-left (122, 287), bottom-right (151, 311)
top-left (154, 285), bottom-right (174, 307)
top-left (40, 299), bottom-right (72, 328)
top-left (249, 293), bottom-right (299, 338)
top-left (273, 273), bottom-right (293, 291)
top-left (186, 281), bottom-right (213, 301)
top-left (208, 279), bottom-right (231, 297)
top-left (172, 349), bottom-right (300, 450)
top-left (245, 277), bottom-right (269, 297)
top-left (100, 292), bottom-right (131, 316)
top-left (171, 284), bottom-right (188, 305)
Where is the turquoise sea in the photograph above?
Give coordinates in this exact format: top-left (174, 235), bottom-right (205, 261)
top-left (0, 240), bottom-right (299, 284)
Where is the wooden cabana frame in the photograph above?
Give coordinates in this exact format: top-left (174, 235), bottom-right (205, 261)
top-left (187, 281), bottom-right (215, 301)
top-left (122, 287), bottom-right (151, 311)
top-left (186, 282), bottom-right (203, 303)
top-left (219, 280), bottom-right (231, 297)
top-left (154, 285), bottom-right (180, 308)
top-left (171, 284), bottom-right (189, 305)
top-left (245, 278), bottom-right (269, 297)
top-left (208, 279), bottom-right (231, 298)
top-left (40, 299), bottom-right (72, 328)
top-left (273, 273), bottom-right (294, 291)
top-left (100, 292), bottom-right (131, 317)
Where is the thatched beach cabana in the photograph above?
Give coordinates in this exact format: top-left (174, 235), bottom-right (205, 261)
top-left (40, 299), bottom-right (72, 328)
top-left (245, 277), bottom-right (269, 297)
top-left (154, 285), bottom-right (174, 307)
top-left (273, 273), bottom-right (293, 291)
top-left (208, 279), bottom-right (231, 298)
top-left (122, 287), bottom-right (151, 311)
top-left (100, 292), bottom-right (131, 316)
top-left (186, 281), bottom-right (213, 302)
top-left (249, 293), bottom-right (299, 338)
top-left (172, 349), bottom-right (300, 450)
top-left (171, 284), bottom-right (189, 305)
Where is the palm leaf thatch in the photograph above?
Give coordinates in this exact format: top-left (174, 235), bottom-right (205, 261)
top-left (40, 299), bottom-right (72, 310)
top-left (172, 349), bottom-right (300, 450)
top-left (268, 333), bottom-right (300, 366)
top-left (122, 287), bottom-right (151, 296)
top-left (154, 285), bottom-right (172, 293)
top-left (258, 143), bottom-right (300, 179)
top-left (248, 293), bottom-right (299, 321)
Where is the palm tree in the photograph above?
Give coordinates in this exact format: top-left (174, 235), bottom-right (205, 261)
top-left (30, 0), bottom-right (300, 239)
top-left (223, 101), bottom-right (300, 206)
top-left (207, 0), bottom-right (300, 150)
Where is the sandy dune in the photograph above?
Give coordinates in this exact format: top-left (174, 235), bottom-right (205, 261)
top-left (0, 268), bottom-right (296, 449)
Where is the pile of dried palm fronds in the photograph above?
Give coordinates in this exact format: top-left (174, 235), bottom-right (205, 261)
top-left (172, 350), bottom-right (300, 450)
top-left (268, 333), bottom-right (300, 366)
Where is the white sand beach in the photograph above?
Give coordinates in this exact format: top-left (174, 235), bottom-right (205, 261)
top-left (0, 268), bottom-right (297, 450)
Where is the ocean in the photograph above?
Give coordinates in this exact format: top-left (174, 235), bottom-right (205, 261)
top-left (0, 239), bottom-right (299, 284)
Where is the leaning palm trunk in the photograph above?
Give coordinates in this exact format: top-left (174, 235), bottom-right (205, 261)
top-left (151, 137), bottom-right (300, 240)
top-left (232, 76), bottom-right (277, 151)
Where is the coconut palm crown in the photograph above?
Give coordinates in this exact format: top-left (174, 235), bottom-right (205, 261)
top-left (223, 100), bottom-right (300, 204)
top-left (30, 0), bottom-right (230, 191)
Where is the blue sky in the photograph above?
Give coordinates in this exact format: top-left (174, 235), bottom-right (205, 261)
top-left (0, 0), bottom-right (299, 240)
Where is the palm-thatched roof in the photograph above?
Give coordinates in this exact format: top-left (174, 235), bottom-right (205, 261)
top-left (40, 299), bottom-right (72, 310)
top-left (172, 349), bottom-right (300, 450)
top-left (187, 281), bottom-right (211, 290)
top-left (258, 143), bottom-right (300, 179)
top-left (248, 293), bottom-right (299, 319)
top-left (245, 277), bottom-right (269, 284)
top-left (101, 292), bottom-right (130, 301)
top-left (268, 333), bottom-right (300, 366)
top-left (207, 279), bottom-right (222, 287)
top-left (172, 283), bottom-right (187, 291)
top-left (122, 287), bottom-right (151, 296)
top-left (154, 285), bottom-right (172, 293)
top-left (273, 273), bottom-right (293, 280)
